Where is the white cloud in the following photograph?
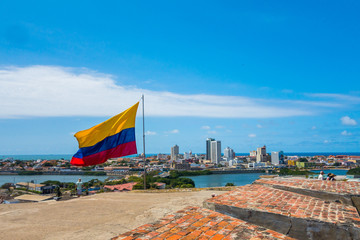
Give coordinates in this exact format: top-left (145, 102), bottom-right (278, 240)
top-left (0, 65), bottom-right (344, 119)
top-left (324, 140), bottom-right (329, 143)
top-left (201, 126), bottom-right (211, 130)
top-left (307, 93), bottom-right (360, 103)
top-left (208, 130), bottom-right (217, 134)
top-left (256, 124), bottom-right (263, 128)
top-left (311, 126), bottom-right (316, 130)
top-left (248, 133), bottom-right (256, 138)
top-left (341, 130), bottom-right (352, 136)
top-left (340, 116), bottom-right (357, 126)
top-left (145, 131), bottom-right (157, 136)
top-left (215, 125), bottom-right (225, 129)
top-left (167, 129), bottom-right (179, 134)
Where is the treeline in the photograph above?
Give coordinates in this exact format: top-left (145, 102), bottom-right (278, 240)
top-left (347, 167), bottom-right (360, 175)
top-left (169, 170), bottom-right (212, 178)
top-left (39, 171), bottom-right (196, 190)
top-left (132, 171), bottom-right (195, 189)
top-left (83, 171), bottom-right (106, 176)
top-left (18, 171), bottom-right (43, 175)
top-left (41, 179), bottom-right (103, 189)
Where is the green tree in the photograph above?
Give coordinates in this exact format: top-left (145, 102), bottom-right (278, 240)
top-left (41, 180), bottom-right (61, 186)
top-left (1, 183), bottom-right (13, 190)
top-left (347, 167), bottom-right (360, 175)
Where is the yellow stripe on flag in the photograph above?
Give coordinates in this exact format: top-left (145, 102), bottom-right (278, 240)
top-left (74, 102), bottom-right (139, 148)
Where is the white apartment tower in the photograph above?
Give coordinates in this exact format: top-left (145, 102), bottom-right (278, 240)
top-left (271, 151), bottom-right (284, 165)
top-left (224, 147), bottom-right (234, 161)
top-left (206, 138), bottom-right (215, 160)
top-left (211, 140), bottom-right (221, 164)
top-left (171, 144), bottom-right (179, 161)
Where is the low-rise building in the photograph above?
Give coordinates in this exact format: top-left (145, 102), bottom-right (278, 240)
top-left (287, 160), bottom-right (297, 166)
top-left (296, 162), bottom-right (316, 168)
top-left (16, 182), bottom-right (45, 192)
top-left (172, 162), bottom-right (191, 170)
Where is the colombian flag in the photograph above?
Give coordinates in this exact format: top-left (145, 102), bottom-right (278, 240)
top-left (71, 102), bottom-right (139, 166)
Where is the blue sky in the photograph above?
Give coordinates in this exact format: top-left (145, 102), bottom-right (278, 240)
top-left (0, 1), bottom-right (360, 155)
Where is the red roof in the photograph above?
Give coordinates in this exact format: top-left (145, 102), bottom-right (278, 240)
top-left (104, 182), bottom-right (137, 191)
top-left (154, 182), bottom-right (165, 187)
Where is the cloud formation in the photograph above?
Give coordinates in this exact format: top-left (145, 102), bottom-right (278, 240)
top-left (340, 116), bottom-right (357, 126)
top-left (167, 129), bottom-right (179, 134)
top-left (341, 130), bottom-right (352, 136)
top-left (0, 65), bottom-right (352, 119)
top-left (248, 134), bottom-right (256, 138)
top-left (145, 131), bottom-right (157, 136)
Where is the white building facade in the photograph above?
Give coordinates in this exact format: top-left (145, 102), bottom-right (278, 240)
top-left (211, 140), bottom-right (221, 164)
top-left (271, 151), bottom-right (284, 165)
top-left (224, 147), bottom-right (234, 161)
top-left (206, 138), bottom-right (215, 160)
top-left (171, 144), bottom-right (179, 161)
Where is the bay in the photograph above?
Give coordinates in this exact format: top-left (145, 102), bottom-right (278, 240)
top-left (188, 169), bottom-right (350, 188)
top-left (187, 173), bottom-right (265, 188)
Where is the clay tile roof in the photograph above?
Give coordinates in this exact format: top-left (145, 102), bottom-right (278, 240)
top-left (104, 182), bottom-right (138, 191)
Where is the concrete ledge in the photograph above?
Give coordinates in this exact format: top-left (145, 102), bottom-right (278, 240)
top-left (14, 194), bottom-right (53, 202)
top-left (204, 184), bottom-right (360, 240)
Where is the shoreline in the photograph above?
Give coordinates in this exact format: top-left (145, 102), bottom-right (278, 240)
top-left (0, 169), bottom-right (267, 176)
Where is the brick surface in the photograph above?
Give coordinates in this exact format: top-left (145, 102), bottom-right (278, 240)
top-left (255, 178), bottom-right (360, 196)
top-left (112, 206), bottom-right (295, 240)
top-left (254, 178), bottom-right (360, 205)
top-left (205, 184), bottom-right (360, 227)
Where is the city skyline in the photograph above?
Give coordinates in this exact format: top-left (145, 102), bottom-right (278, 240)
top-left (1, 1), bottom-right (360, 154)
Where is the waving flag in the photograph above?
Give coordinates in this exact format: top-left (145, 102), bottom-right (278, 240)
top-left (71, 102), bottom-right (139, 166)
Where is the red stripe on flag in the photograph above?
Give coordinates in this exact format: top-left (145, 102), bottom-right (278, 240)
top-left (70, 141), bottom-right (137, 166)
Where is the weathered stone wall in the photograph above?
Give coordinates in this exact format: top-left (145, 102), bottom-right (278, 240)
top-left (204, 181), bottom-right (360, 240)
top-left (112, 177), bottom-right (360, 240)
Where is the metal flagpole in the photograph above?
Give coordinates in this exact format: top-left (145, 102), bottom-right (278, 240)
top-left (142, 94), bottom-right (146, 190)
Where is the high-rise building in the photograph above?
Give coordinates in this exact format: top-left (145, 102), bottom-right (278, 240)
top-left (171, 144), bottom-right (179, 161)
top-left (250, 151), bottom-right (257, 157)
top-left (271, 151), bottom-right (284, 165)
top-left (256, 145), bottom-right (266, 163)
top-left (279, 151), bottom-right (285, 164)
top-left (211, 140), bottom-right (221, 164)
top-left (206, 138), bottom-right (215, 160)
top-left (224, 147), bottom-right (234, 161)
